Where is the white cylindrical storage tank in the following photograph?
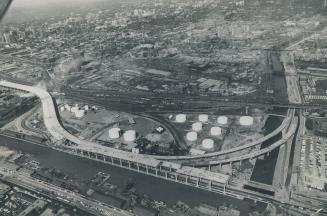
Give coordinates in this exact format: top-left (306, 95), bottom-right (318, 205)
top-left (71, 106), bottom-right (78, 113)
top-left (240, 116), bottom-right (254, 126)
top-left (198, 114), bottom-right (208, 123)
top-left (202, 139), bottom-right (214, 150)
top-left (108, 127), bottom-right (121, 139)
top-left (217, 116), bottom-right (228, 125)
top-left (65, 105), bottom-right (71, 112)
top-left (75, 110), bottom-right (85, 118)
top-left (186, 132), bottom-right (198, 142)
top-left (210, 127), bottom-right (222, 136)
top-left (176, 114), bottom-right (186, 123)
top-left (192, 122), bottom-right (203, 132)
top-left (124, 130), bottom-right (136, 142)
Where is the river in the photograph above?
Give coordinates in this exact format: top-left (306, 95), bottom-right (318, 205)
top-left (250, 114), bottom-right (284, 185)
top-left (0, 134), bottom-right (267, 216)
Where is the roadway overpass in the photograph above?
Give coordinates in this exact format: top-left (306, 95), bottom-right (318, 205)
top-left (0, 80), bottom-right (307, 208)
top-left (154, 109), bottom-right (295, 161)
top-left (208, 116), bottom-right (297, 167)
top-left (0, 79), bottom-right (297, 174)
top-left (0, 79), bottom-right (297, 165)
top-left (0, 80), bottom-right (230, 191)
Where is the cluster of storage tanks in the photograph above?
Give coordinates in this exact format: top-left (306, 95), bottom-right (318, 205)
top-left (184, 115), bottom-right (224, 137)
top-left (108, 127), bottom-right (137, 142)
top-left (176, 113), bottom-right (254, 151)
top-left (182, 114), bottom-right (227, 151)
top-left (175, 114), bottom-right (254, 125)
top-left (60, 104), bottom-right (90, 118)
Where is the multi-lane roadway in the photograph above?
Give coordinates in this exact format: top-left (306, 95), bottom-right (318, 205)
top-left (0, 80), bottom-right (298, 167)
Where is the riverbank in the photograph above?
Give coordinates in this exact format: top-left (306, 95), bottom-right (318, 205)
top-left (0, 134), bottom-right (267, 215)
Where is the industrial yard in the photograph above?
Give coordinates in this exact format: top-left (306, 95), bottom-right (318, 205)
top-left (166, 111), bottom-right (266, 155)
top-left (56, 101), bottom-right (177, 155)
top-left (53, 98), bottom-right (268, 158)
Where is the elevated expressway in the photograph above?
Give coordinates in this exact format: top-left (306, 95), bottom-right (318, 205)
top-left (0, 81), bottom-right (324, 216)
top-left (0, 80), bottom-right (298, 200)
top-left (0, 79), bottom-right (296, 167)
top-left (0, 80), bottom-right (230, 191)
top-left (208, 114), bottom-right (297, 167)
top-left (64, 88), bottom-right (297, 165)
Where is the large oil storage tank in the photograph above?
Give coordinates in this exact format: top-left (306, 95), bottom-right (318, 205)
top-left (198, 114), bottom-right (209, 123)
top-left (71, 106), bottom-right (79, 113)
top-left (124, 130), bottom-right (136, 142)
top-left (108, 127), bottom-right (121, 139)
top-left (176, 114), bottom-right (187, 123)
top-left (202, 139), bottom-right (214, 150)
top-left (240, 116), bottom-right (254, 126)
top-left (64, 104), bottom-right (71, 112)
top-left (186, 131), bottom-right (198, 142)
top-left (192, 122), bottom-right (203, 132)
top-left (210, 127), bottom-right (222, 136)
top-left (75, 110), bottom-right (85, 118)
top-left (217, 116), bottom-right (228, 125)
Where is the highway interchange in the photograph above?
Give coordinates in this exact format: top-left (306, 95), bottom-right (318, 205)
top-left (0, 80), bottom-right (298, 170)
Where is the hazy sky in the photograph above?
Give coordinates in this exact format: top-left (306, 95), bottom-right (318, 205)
top-left (3, 0), bottom-right (129, 23)
top-left (10, 0), bottom-right (111, 8)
